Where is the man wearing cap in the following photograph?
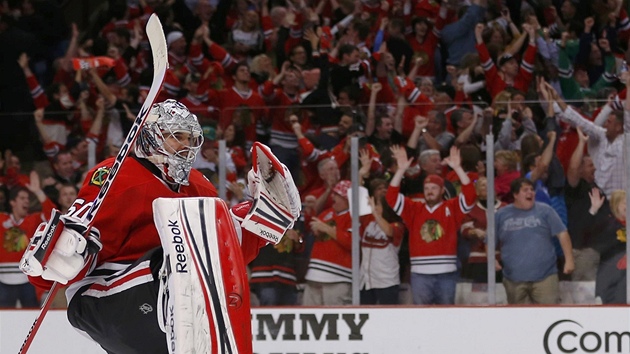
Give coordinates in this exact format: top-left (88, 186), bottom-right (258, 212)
top-left (474, 22), bottom-right (538, 98)
top-left (303, 180), bottom-right (353, 305)
top-left (387, 145), bottom-right (476, 304)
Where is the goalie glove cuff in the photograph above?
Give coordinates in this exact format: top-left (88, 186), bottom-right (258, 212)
top-left (230, 200), bottom-right (253, 223)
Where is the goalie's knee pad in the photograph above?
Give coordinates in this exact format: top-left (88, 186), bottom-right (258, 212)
top-left (153, 197), bottom-right (252, 354)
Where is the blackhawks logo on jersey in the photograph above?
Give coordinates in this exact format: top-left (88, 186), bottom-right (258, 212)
top-left (420, 219), bottom-right (444, 243)
top-left (3, 227), bottom-right (29, 252)
top-left (90, 166), bottom-right (110, 187)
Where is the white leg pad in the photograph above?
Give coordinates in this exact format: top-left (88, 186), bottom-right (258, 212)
top-left (154, 197), bottom-right (242, 354)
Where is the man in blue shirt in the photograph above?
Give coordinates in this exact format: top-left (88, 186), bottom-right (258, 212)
top-left (495, 178), bottom-right (575, 304)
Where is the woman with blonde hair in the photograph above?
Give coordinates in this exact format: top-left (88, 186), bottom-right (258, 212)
top-left (588, 188), bottom-right (627, 304)
top-left (250, 54), bottom-right (276, 83)
top-left (229, 10), bottom-right (264, 62)
top-left (491, 90), bottom-right (512, 115)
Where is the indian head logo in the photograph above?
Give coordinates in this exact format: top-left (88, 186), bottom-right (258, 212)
top-left (3, 227), bottom-right (29, 252)
top-left (90, 166), bottom-right (110, 187)
top-left (420, 219), bottom-right (444, 243)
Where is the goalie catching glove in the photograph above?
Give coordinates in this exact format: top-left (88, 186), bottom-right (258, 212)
top-left (240, 142), bottom-right (301, 244)
top-left (20, 209), bottom-right (102, 284)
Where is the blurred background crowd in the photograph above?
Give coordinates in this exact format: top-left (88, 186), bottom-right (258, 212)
top-left (0, 0), bottom-right (629, 308)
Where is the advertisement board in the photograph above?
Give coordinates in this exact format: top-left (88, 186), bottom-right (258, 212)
top-left (2, 307), bottom-right (630, 354)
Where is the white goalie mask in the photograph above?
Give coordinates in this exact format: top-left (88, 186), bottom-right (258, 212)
top-left (135, 99), bottom-right (203, 185)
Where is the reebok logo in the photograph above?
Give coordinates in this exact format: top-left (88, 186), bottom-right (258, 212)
top-left (168, 220), bottom-right (188, 273)
top-left (259, 229), bottom-right (279, 243)
top-left (169, 305), bottom-right (176, 353)
top-left (41, 224), bottom-right (56, 250)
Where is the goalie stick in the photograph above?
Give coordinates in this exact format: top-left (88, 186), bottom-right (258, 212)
top-left (17, 13), bottom-right (169, 354)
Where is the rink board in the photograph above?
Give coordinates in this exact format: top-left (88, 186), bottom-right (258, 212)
top-left (2, 307), bottom-right (630, 354)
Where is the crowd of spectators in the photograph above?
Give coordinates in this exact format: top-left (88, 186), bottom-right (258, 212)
top-left (0, 0), bottom-right (629, 308)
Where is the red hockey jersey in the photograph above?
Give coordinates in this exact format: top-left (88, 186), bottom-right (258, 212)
top-left (406, 14), bottom-right (445, 78)
top-left (208, 86), bottom-right (268, 145)
top-left (260, 81), bottom-right (304, 149)
top-left (476, 41), bottom-right (536, 98)
top-left (386, 182), bottom-right (476, 274)
top-left (305, 209), bottom-right (352, 283)
top-left (29, 157), bottom-right (266, 291)
top-left (461, 200), bottom-right (505, 264)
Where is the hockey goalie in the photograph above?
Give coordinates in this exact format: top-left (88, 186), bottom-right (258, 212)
top-left (19, 99), bottom-right (301, 354)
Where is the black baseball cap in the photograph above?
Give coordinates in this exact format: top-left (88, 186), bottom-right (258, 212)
top-left (498, 54), bottom-right (516, 67)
